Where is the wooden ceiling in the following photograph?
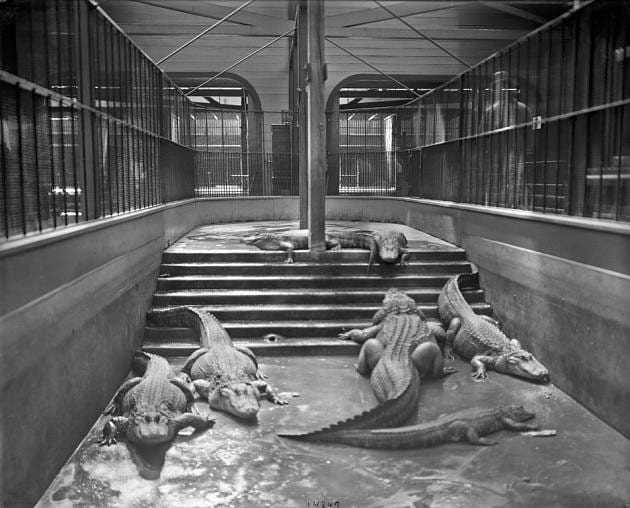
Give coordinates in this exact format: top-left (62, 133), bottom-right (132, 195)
top-left (99, 0), bottom-right (571, 108)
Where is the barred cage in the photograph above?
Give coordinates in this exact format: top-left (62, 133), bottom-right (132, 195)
top-left (409, 0), bottom-right (630, 220)
top-left (0, 0), bottom-right (195, 240)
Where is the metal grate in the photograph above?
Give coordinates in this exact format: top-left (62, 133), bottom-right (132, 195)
top-left (408, 0), bottom-right (630, 221)
top-left (0, 0), bottom-right (194, 240)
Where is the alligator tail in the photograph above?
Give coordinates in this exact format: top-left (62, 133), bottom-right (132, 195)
top-left (438, 269), bottom-right (480, 323)
top-left (146, 306), bottom-right (232, 347)
top-left (333, 232), bottom-right (378, 273)
top-left (278, 370), bottom-right (420, 444)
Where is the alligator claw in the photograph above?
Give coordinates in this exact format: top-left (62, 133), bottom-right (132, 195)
top-left (98, 421), bottom-right (119, 446)
top-left (206, 418), bottom-right (216, 429)
top-left (97, 436), bottom-right (117, 447)
top-left (471, 370), bottom-right (488, 382)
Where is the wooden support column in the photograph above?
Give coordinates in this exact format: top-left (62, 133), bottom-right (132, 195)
top-left (305, 0), bottom-right (326, 255)
top-left (297, 1), bottom-right (308, 228)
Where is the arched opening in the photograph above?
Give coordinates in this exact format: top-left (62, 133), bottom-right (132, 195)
top-left (325, 74), bottom-right (443, 195)
top-left (167, 72), bottom-right (268, 196)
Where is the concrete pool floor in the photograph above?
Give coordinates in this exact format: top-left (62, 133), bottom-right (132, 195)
top-left (39, 355), bottom-right (630, 507)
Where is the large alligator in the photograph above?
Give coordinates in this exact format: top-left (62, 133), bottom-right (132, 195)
top-left (279, 288), bottom-right (455, 445)
top-left (437, 271), bottom-right (550, 383)
top-left (285, 404), bottom-right (538, 449)
top-left (98, 351), bottom-right (214, 446)
top-left (243, 230), bottom-right (342, 263)
top-left (148, 306), bottom-right (289, 420)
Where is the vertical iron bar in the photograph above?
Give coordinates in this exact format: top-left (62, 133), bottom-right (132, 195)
top-left (31, 91), bottom-right (42, 231)
top-left (54, 0), bottom-right (68, 225)
top-left (70, 104), bottom-right (79, 223)
top-left (16, 88), bottom-right (26, 234)
top-left (0, 86), bottom-right (7, 237)
top-left (47, 95), bottom-right (57, 228)
top-left (542, 29), bottom-right (552, 213)
top-left (557, 22), bottom-right (567, 214)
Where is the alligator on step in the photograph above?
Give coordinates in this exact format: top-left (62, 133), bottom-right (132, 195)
top-left (243, 228), bottom-right (407, 273)
top-left (436, 270), bottom-right (550, 383)
top-left (147, 306), bottom-right (292, 420)
top-left (98, 351), bottom-right (215, 447)
top-left (278, 288), bottom-right (455, 447)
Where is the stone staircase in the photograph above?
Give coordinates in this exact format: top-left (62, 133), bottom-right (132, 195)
top-left (142, 246), bottom-right (492, 357)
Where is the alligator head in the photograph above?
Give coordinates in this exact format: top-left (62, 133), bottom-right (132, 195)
top-left (197, 380), bottom-right (261, 420)
top-left (495, 351), bottom-right (550, 383)
top-left (127, 411), bottom-right (176, 445)
top-left (503, 404), bottom-right (536, 422)
top-left (243, 234), bottom-right (281, 250)
top-left (375, 232), bottom-right (407, 263)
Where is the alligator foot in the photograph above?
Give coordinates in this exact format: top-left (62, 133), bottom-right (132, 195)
top-left (442, 366), bottom-right (458, 377)
top-left (443, 345), bottom-right (457, 361)
top-left (471, 370), bottom-right (488, 382)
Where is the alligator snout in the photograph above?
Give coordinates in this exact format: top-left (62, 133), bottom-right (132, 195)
top-left (379, 247), bottom-right (400, 263)
top-left (130, 423), bottom-right (172, 444)
top-left (213, 382), bottom-right (261, 420)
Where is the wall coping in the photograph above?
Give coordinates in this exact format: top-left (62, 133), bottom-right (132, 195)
top-left (2, 195), bottom-right (628, 259)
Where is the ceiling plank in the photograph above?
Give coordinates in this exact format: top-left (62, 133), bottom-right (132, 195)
top-left (326, 1), bottom-right (473, 28)
top-left (480, 2), bottom-right (548, 24)
top-left (120, 23), bottom-right (529, 41)
top-left (124, 0), bottom-right (292, 27)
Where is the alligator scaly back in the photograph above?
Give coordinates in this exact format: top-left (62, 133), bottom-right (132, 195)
top-left (279, 288), bottom-right (452, 444)
top-left (148, 306), bottom-right (290, 420)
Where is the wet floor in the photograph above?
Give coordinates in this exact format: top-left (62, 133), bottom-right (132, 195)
top-left (39, 355), bottom-right (630, 508)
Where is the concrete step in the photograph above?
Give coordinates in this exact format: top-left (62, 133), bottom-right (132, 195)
top-left (142, 338), bottom-right (361, 357)
top-left (155, 274), bottom-right (455, 290)
top-left (143, 315), bottom-right (458, 343)
top-left (161, 249), bottom-right (467, 264)
top-left (144, 302), bottom-right (492, 332)
top-left (152, 287), bottom-right (486, 306)
top-left (158, 260), bottom-right (472, 277)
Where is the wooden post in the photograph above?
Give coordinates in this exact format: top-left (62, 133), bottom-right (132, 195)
top-left (297, 0), bottom-right (308, 228)
top-left (306, 0), bottom-right (326, 255)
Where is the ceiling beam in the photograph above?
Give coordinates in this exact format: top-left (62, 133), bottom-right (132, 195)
top-left (327, 2), bottom-right (473, 28)
top-left (123, 0), bottom-right (289, 27)
top-left (120, 23), bottom-right (529, 41)
top-left (480, 2), bottom-right (548, 24)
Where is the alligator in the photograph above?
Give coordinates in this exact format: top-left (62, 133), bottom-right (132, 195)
top-left (278, 288), bottom-right (455, 445)
top-left (332, 230), bottom-right (408, 273)
top-left (98, 351), bottom-right (215, 446)
top-left (437, 271), bottom-right (550, 383)
top-left (243, 230), bottom-right (342, 263)
top-left (148, 306), bottom-right (289, 420)
top-left (284, 404), bottom-right (538, 449)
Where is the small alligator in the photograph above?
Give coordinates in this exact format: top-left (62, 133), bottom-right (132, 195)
top-left (98, 351), bottom-right (214, 446)
top-left (279, 288), bottom-right (455, 446)
top-left (285, 404), bottom-right (538, 449)
top-left (243, 230), bottom-right (341, 263)
top-left (437, 271), bottom-right (550, 383)
top-left (148, 307), bottom-right (289, 420)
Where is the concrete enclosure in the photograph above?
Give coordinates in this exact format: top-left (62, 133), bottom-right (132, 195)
top-left (1, 196), bottom-right (628, 506)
